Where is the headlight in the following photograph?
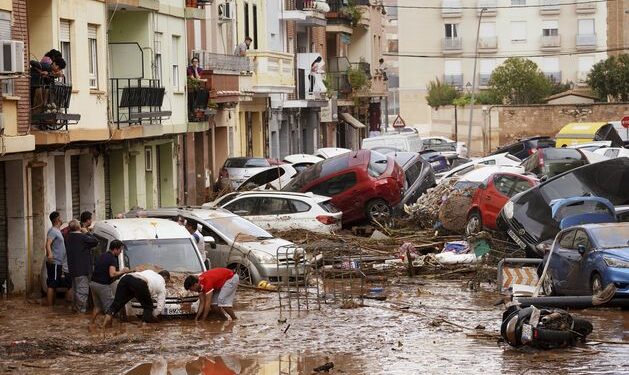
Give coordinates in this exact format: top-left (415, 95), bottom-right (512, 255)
top-left (503, 201), bottom-right (514, 220)
top-left (253, 251), bottom-right (277, 265)
top-left (603, 257), bottom-right (629, 268)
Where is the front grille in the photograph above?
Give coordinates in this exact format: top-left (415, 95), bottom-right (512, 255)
top-left (507, 217), bottom-right (538, 245)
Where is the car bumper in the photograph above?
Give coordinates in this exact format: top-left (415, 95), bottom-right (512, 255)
top-left (603, 268), bottom-right (629, 296)
top-left (259, 263), bottom-right (306, 284)
top-left (500, 213), bottom-right (541, 258)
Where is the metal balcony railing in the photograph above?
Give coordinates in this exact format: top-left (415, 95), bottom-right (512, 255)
top-left (109, 78), bottom-right (171, 126)
top-left (576, 0), bottom-right (596, 12)
top-left (541, 35), bottom-right (561, 48)
top-left (192, 51), bottom-right (252, 73)
top-left (30, 82), bottom-right (80, 130)
top-left (442, 37), bottom-right (463, 51)
top-left (285, 0), bottom-right (327, 11)
top-left (188, 87), bottom-right (211, 122)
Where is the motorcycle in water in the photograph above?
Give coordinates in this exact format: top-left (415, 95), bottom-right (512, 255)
top-left (501, 304), bottom-right (593, 349)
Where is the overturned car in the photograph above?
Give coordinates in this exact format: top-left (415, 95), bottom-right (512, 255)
top-left (498, 157), bottom-right (629, 257)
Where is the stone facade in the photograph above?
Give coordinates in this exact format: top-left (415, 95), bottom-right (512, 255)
top-left (13, 0), bottom-right (29, 135)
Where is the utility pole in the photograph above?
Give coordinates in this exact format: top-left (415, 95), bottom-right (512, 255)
top-left (467, 7), bottom-right (487, 156)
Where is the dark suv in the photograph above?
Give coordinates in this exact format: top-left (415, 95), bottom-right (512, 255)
top-left (283, 150), bottom-right (405, 225)
top-left (520, 148), bottom-right (589, 179)
top-left (490, 137), bottom-right (555, 160)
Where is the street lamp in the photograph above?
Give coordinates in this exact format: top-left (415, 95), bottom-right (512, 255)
top-left (466, 7), bottom-right (487, 156)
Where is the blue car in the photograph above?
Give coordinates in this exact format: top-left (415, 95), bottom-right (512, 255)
top-left (542, 223), bottom-right (629, 296)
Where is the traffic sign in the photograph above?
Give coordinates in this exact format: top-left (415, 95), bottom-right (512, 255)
top-left (621, 116), bottom-right (629, 129)
top-left (392, 114), bottom-right (406, 129)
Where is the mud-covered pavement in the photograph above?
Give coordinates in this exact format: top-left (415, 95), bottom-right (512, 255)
top-left (1, 280), bottom-right (628, 375)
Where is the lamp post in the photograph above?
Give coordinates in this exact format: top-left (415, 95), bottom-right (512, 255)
top-left (466, 7), bottom-right (487, 156)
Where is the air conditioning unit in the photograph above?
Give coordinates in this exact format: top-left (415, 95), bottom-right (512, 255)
top-left (0, 41), bottom-right (24, 74)
top-left (218, 2), bottom-right (234, 22)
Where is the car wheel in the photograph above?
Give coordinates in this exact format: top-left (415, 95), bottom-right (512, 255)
top-left (465, 212), bottom-right (482, 236)
top-left (591, 273), bottom-right (604, 295)
top-left (229, 264), bottom-right (254, 286)
top-left (366, 199), bottom-right (391, 222)
top-left (542, 274), bottom-right (556, 296)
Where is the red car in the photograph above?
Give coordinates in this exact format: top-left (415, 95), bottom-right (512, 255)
top-left (283, 150), bottom-right (405, 225)
top-left (466, 172), bottom-right (539, 235)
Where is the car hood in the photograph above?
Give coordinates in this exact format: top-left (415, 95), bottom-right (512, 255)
top-left (599, 248), bottom-right (629, 261)
top-left (238, 237), bottom-right (296, 257)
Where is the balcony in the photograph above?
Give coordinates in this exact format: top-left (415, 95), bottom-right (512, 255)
top-left (442, 0), bottom-right (462, 18)
top-left (187, 86), bottom-right (212, 122)
top-left (442, 37), bottom-right (463, 54)
top-left (184, 0), bottom-right (208, 19)
top-left (539, 0), bottom-right (560, 15)
top-left (292, 53), bottom-right (329, 103)
top-left (326, 0), bottom-right (354, 34)
top-left (477, 0), bottom-right (497, 16)
top-left (191, 51), bottom-right (253, 105)
top-left (31, 82), bottom-right (81, 131)
top-left (327, 57), bottom-right (352, 100)
top-left (281, 0), bottom-right (329, 26)
top-left (248, 51), bottom-right (295, 94)
top-left (576, 0), bottom-right (596, 14)
top-left (541, 35), bottom-right (561, 50)
top-left (479, 73), bottom-right (491, 87)
top-left (109, 78), bottom-right (171, 127)
top-left (478, 36), bottom-right (497, 52)
top-left (576, 33), bottom-right (596, 50)
top-left (544, 72), bottom-right (562, 83)
top-left (443, 74), bottom-right (463, 88)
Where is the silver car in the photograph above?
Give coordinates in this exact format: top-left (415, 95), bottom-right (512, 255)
top-left (127, 208), bottom-right (305, 285)
top-left (217, 157), bottom-right (276, 190)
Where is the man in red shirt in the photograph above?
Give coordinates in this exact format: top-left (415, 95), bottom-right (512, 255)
top-left (184, 268), bottom-right (239, 321)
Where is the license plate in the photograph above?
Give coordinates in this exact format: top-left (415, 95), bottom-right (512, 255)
top-left (163, 307), bottom-right (185, 315)
top-left (521, 324), bottom-right (533, 343)
top-left (507, 229), bottom-right (527, 249)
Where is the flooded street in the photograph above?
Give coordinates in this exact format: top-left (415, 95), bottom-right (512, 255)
top-left (1, 279), bottom-right (628, 375)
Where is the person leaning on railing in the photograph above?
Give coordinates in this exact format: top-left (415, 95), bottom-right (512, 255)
top-left (30, 49), bottom-right (67, 115)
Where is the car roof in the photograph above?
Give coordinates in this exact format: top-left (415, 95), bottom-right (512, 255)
top-left (94, 218), bottom-right (191, 240)
top-left (128, 207), bottom-right (239, 221)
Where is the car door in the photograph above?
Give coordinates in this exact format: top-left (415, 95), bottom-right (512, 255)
top-left (309, 172), bottom-right (359, 222)
top-left (571, 229), bottom-right (593, 294)
top-left (246, 197), bottom-right (294, 231)
top-left (482, 175), bottom-right (515, 228)
top-left (198, 222), bottom-right (230, 269)
top-left (551, 229), bottom-right (578, 294)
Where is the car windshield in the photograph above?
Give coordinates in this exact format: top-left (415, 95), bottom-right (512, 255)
top-left (543, 148), bottom-right (584, 160)
top-left (591, 226), bottom-right (629, 248)
top-left (224, 158), bottom-right (269, 168)
top-left (207, 216), bottom-right (273, 242)
top-left (284, 155), bottom-right (349, 191)
top-left (368, 151), bottom-right (389, 177)
top-left (533, 139), bottom-right (556, 148)
top-left (123, 239), bottom-right (203, 273)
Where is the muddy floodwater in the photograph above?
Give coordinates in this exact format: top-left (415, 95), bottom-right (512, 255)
top-left (1, 280), bottom-right (628, 374)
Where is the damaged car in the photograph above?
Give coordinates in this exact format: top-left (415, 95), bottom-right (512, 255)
top-left (237, 165), bottom-right (298, 191)
top-left (499, 157), bottom-right (629, 257)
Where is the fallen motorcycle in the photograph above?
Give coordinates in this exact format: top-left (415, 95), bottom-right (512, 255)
top-left (500, 304), bottom-right (593, 349)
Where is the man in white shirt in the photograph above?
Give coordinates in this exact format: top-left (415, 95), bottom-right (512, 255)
top-left (185, 221), bottom-right (205, 257)
top-left (103, 269), bottom-right (169, 327)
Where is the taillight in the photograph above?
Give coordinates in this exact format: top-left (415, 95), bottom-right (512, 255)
top-left (316, 215), bottom-right (337, 225)
top-left (219, 168), bottom-right (229, 178)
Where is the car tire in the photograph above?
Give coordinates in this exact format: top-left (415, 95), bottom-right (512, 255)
top-left (366, 199), bottom-right (391, 223)
top-left (590, 273), bottom-right (604, 295)
top-left (465, 212), bottom-right (482, 236)
top-left (542, 274), bottom-right (556, 296)
top-left (228, 263), bottom-right (261, 286)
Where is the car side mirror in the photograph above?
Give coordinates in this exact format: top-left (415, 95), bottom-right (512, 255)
top-left (577, 244), bottom-right (586, 255)
top-left (204, 236), bottom-right (217, 249)
top-left (540, 175), bottom-right (548, 182)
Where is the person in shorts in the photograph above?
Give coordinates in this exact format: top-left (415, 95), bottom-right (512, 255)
top-left (45, 211), bottom-right (71, 307)
top-left (184, 268), bottom-right (239, 321)
top-left (90, 240), bottom-right (130, 324)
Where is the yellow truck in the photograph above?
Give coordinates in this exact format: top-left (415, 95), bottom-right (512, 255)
top-left (555, 122), bottom-right (624, 148)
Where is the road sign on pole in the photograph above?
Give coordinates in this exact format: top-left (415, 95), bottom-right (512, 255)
top-left (392, 115), bottom-right (406, 129)
top-left (621, 116), bottom-right (629, 129)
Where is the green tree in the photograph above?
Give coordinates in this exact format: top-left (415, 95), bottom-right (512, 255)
top-left (586, 54), bottom-right (629, 102)
top-left (425, 78), bottom-right (460, 108)
top-left (488, 57), bottom-right (552, 104)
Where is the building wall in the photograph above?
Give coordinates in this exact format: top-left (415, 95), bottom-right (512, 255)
top-left (397, 0), bottom-right (609, 127)
top-left (607, 0), bottom-right (628, 55)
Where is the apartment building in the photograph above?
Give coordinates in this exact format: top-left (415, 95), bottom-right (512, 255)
top-left (383, 0), bottom-right (400, 124)
top-left (396, 0), bottom-right (609, 126)
top-left (607, 0), bottom-right (629, 56)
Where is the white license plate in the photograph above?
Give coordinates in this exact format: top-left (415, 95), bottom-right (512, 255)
top-left (507, 230), bottom-right (527, 249)
top-left (163, 307), bottom-right (186, 315)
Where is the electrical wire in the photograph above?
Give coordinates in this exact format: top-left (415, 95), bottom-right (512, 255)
top-left (385, 0), bottom-right (613, 10)
top-left (384, 46), bottom-right (628, 59)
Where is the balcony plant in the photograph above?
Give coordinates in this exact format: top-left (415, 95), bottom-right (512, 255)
top-left (341, 0), bottom-right (363, 27)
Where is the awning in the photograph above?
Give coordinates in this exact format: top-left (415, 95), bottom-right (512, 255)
top-left (340, 112), bottom-right (366, 129)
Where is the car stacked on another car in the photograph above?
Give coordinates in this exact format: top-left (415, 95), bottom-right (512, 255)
top-left (519, 148), bottom-right (590, 180)
top-left (204, 191), bottom-right (342, 234)
top-left (216, 157), bottom-right (282, 190)
top-left (283, 150), bottom-right (405, 225)
top-left (490, 136), bottom-right (556, 160)
top-left (381, 151), bottom-right (436, 215)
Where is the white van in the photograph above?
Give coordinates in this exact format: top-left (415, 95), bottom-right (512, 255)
top-left (92, 218), bottom-right (207, 317)
top-left (361, 133), bottom-right (424, 153)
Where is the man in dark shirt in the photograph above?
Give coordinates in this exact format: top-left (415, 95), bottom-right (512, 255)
top-left (66, 220), bottom-right (98, 313)
top-left (90, 240), bottom-right (129, 324)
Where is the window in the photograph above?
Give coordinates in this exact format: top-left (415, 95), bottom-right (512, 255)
top-left (290, 200), bottom-right (311, 213)
top-left (578, 19), bottom-right (595, 35)
top-left (404, 160), bottom-right (423, 187)
top-left (257, 198), bottom-right (292, 215)
top-left (444, 60), bottom-right (462, 75)
top-left (244, 2), bottom-right (250, 42)
top-left (573, 230), bottom-right (591, 251)
top-left (0, 11), bottom-right (12, 95)
top-left (252, 4), bottom-right (258, 49)
top-left (59, 20), bottom-right (72, 84)
top-left (542, 20), bottom-right (559, 36)
top-left (479, 22), bottom-right (496, 37)
top-left (88, 24), bottom-right (98, 88)
top-left (559, 230), bottom-right (576, 249)
top-left (511, 21), bottom-right (527, 42)
top-left (193, 20), bottom-right (201, 50)
top-left (172, 35), bottom-right (180, 90)
top-left (512, 177), bottom-right (533, 195)
top-left (493, 175), bottom-right (515, 196)
top-left (224, 197), bottom-right (258, 216)
top-left (154, 33), bottom-right (163, 81)
top-left (511, 0), bottom-right (526, 5)
top-left (480, 59), bottom-right (496, 76)
top-left (444, 24), bottom-right (458, 38)
top-left (308, 173), bottom-right (357, 197)
top-left (388, 38), bottom-right (399, 53)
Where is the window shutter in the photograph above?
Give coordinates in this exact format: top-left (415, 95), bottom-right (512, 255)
top-left (88, 24), bottom-right (97, 39)
top-left (60, 20), bottom-right (71, 42)
top-left (0, 11), bottom-right (11, 41)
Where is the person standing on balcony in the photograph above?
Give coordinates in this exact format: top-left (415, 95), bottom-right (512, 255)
top-left (378, 58), bottom-right (388, 81)
top-left (187, 57), bottom-right (206, 84)
top-left (309, 56), bottom-right (327, 95)
top-left (234, 36), bottom-right (252, 57)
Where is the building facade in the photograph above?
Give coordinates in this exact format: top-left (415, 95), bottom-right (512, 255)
top-left (396, 0), bottom-right (609, 127)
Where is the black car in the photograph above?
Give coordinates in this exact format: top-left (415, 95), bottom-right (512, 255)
top-left (498, 157), bottom-right (629, 257)
top-left (490, 136), bottom-right (555, 160)
top-left (520, 148), bottom-right (589, 179)
top-left (387, 151), bottom-right (436, 215)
